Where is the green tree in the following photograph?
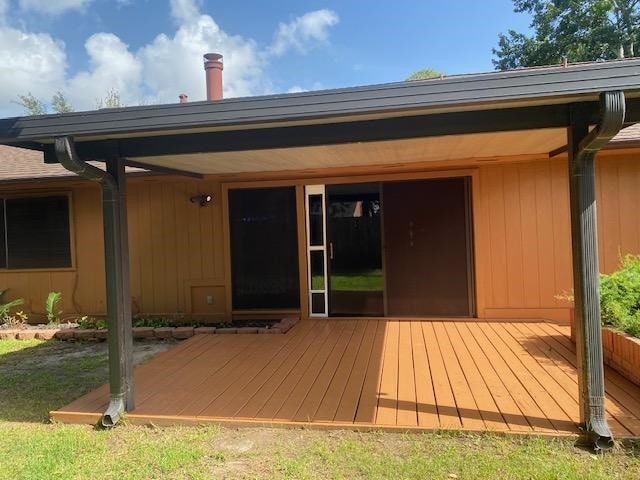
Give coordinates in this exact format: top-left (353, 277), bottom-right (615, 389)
top-left (51, 91), bottom-right (74, 113)
top-left (406, 68), bottom-right (444, 81)
top-left (16, 92), bottom-right (47, 116)
top-left (494, 0), bottom-right (640, 70)
top-left (95, 88), bottom-right (123, 109)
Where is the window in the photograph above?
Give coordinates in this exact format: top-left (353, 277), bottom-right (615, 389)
top-left (0, 195), bottom-right (72, 269)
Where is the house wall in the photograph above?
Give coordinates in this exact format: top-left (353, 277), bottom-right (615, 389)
top-left (2, 150), bottom-right (639, 323)
top-left (0, 176), bottom-right (227, 322)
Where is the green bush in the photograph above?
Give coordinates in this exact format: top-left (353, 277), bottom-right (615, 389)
top-left (600, 254), bottom-right (640, 338)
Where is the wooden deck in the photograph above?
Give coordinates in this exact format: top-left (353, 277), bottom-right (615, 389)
top-left (51, 319), bottom-right (640, 437)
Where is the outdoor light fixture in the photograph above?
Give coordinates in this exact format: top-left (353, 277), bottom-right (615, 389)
top-left (190, 194), bottom-right (213, 207)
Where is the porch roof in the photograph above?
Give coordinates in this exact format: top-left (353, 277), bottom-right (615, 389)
top-left (2, 59), bottom-right (640, 175)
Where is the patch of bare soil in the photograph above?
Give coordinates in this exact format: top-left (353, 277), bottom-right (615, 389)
top-left (11, 339), bottom-right (177, 370)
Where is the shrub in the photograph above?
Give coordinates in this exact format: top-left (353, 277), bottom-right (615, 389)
top-left (45, 291), bottom-right (63, 325)
top-left (600, 254), bottom-right (640, 338)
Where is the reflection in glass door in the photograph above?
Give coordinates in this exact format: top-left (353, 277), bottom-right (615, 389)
top-left (326, 183), bottom-right (384, 316)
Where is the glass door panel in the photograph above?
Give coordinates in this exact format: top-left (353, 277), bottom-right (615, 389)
top-left (326, 183), bottom-right (384, 316)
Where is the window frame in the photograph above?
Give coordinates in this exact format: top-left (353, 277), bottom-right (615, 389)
top-left (0, 191), bottom-right (76, 272)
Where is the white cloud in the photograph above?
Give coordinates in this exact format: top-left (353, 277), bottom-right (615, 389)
top-left (287, 85), bottom-right (307, 93)
top-left (139, 0), bottom-right (265, 101)
top-left (0, 0), bottom-right (337, 115)
top-left (169, 0), bottom-right (201, 24)
top-left (269, 9), bottom-right (339, 56)
top-left (0, 26), bottom-right (67, 114)
top-left (19, 0), bottom-right (92, 15)
top-left (67, 33), bottom-right (143, 108)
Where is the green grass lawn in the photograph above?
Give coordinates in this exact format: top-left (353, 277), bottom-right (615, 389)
top-left (1, 338), bottom-right (639, 479)
top-left (313, 269), bottom-right (384, 291)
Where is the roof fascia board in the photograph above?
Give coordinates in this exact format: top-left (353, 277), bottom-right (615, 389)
top-left (3, 59), bottom-right (640, 144)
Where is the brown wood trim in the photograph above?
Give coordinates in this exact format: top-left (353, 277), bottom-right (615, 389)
top-left (231, 309), bottom-right (301, 315)
top-left (470, 169), bottom-right (487, 318)
top-left (295, 185), bottom-right (310, 319)
top-left (482, 307), bottom-right (571, 323)
top-left (221, 184), bottom-right (232, 320)
top-left (222, 168), bottom-right (479, 191)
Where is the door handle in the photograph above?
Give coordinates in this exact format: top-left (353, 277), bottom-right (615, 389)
top-left (329, 242), bottom-right (334, 260)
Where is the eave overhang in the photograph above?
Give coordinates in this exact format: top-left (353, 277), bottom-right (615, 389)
top-left (2, 59), bottom-right (640, 168)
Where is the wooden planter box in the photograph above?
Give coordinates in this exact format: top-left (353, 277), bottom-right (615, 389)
top-left (569, 309), bottom-right (640, 387)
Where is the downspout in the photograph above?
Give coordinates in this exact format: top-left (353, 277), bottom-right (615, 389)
top-left (55, 136), bottom-right (132, 427)
top-left (568, 91), bottom-right (625, 450)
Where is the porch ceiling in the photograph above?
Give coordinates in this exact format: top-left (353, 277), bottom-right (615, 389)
top-left (130, 127), bottom-right (567, 175)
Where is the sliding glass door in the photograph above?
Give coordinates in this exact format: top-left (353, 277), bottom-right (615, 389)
top-left (305, 177), bottom-right (474, 318)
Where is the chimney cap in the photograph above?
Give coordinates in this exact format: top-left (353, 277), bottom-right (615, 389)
top-left (204, 53), bottom-right (223, 62)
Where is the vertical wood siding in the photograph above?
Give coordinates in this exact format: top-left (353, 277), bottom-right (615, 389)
top-left (1, 152), bottom-right (639, 322)
top-left (478, 153), bottom-right (640, 321)
top-left (0, 177), bottom-right (226, 321)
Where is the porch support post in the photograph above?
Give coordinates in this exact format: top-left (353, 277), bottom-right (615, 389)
top-left (55, 136), bottom-right (134, 427)
top-left (568, 91), bottom-right (625, 450)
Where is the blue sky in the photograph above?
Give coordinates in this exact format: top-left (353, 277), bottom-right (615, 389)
top-left (0, 0), bottom-right (532, 116)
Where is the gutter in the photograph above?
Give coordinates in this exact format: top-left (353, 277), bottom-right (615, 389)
top-left (569, 90), bottom-right (625, 450)
top-left (55, 136), bottom-right (132, 427)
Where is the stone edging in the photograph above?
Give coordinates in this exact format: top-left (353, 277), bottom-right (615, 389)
top-left (0, 317), bottom-right (299, 341)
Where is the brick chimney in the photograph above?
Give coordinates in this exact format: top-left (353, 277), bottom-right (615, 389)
top-left (179, 93), bottom-right (188, 103)
top-left (204, 53), bottom-right (223, 101)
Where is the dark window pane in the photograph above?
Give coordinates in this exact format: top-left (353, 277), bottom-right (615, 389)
top-left (308, 194), bottom-right (324, 246)
top-left (229, 187), bottom-right (300, 309)
top-left (310, 250), bottom-right (325, 290)
top-left (6, 196), bottom-right (71, 269)
top-left (311, 292), bottom-right (325, 314)
top-left (0, 201), bottom-right (6, 268)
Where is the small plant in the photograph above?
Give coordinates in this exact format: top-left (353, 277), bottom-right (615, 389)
top-left (554, 290), bottom-right (574, 303)
top-left (0, 289), bottom-right (26, 327)
top-left (45, 291), bottom-right (63, 325)
top-left (133, 315), bottom-right (183, 328)
top-left (77, 316), bottom-right (107, 330)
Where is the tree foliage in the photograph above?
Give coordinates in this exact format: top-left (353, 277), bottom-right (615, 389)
top-left (95, 88), bottom-right (123, 109)
top-left (600, 254), bottom-right (640, 338)
top-left (494, 0), bottom-right (640, 70)
top-left (16, 88), bottom-right (126, 115)
top-left (16, 93), bottom-right (47, 116)
top-left (51, 91), bottom-right (74, 113)
top-left (406, 68), bottom-right (444, 81)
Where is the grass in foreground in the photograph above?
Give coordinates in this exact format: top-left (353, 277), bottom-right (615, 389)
top-left (0, 338), bottom-right (639, 479)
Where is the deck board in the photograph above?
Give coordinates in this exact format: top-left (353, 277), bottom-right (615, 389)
top-left (51, 319), bottom-right (640, 438)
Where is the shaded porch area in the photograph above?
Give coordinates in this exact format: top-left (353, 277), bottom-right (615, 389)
top-left (51, 319), bottom-right (640, 437)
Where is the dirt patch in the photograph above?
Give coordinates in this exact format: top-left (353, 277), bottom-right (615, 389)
top-left (6, 339), bottom-right (177, 370)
